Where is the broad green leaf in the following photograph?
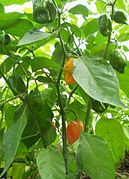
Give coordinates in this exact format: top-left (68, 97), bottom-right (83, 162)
top-left (115, 0), bottom-right (126, 10)
top-left (91, 43), bottom-right (116, 59)
top-left (9, 163), bottom-right (25, 179)
top-left (24, 89), bottom-right (54, 148)
top-left (0, 12), bottom-right (23, 29)
top-left (51, 43), bottom-right (65, 65)
top-left (69, 5), bottom-right (88, 17)
top-left (95, 1), bottom-right (105, 13)
top-left (42, 87), bottom-right (57, 108)
top-left (95, 32), bottom-right (107, 44)
top-left (5, 19), bottom-right (33, 37)
top-left (66, 100), bottom-right (86, 123)
top-left (1, 106), bottom-right (27, 177)
top-left (31, 57), bottom-right (60, 71)
top-left (0, 3), bottom-right (4, 13)
top-left (84, 18), bottom-right (98, 37)
top-left (117, 63), bottom-right (129, 98)
top-left (73, 57), bottom-right (124, 107)
top-left (0, 57), bottom-right (14, 78)
top-left (77, 133), bottom-right (115, 179)
top-left (4, 104), bottom-right (18, 128)
top-left (70, 24), bottom-right (81, 38)
top-left (14, 57), bottom-right (31, 77)
top-left (36, 148), bottom-right (65, 179)
top-left (95, 118), bottom-right (125, 165)
top-left (123, 126), bottom-right (129, 152)
top-left (18, 30), bottom-right (56, 46)
top-left (60, 28), bottom-right (71, 43)
top-left (0, 0), bottom-right (27, 5)
top-left (14, 104), bottom-right (39, 149)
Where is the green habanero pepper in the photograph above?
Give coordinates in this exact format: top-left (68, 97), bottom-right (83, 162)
top-left (32, 0), bottom-right (56, 24)
top-left (0, 34), bottom-right (10, 46)
top-left (113, 9), bottom-right (128, 25)
top-left (8, 75), bottom-right (27, 96)
top-left (109, 49), bottom-right (127, 73)
top-left (98, 14), bottom-right (112, 37)
top-left (92, 99), bottom-right (109, 113)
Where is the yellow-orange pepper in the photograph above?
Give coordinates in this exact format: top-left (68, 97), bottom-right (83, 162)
top-left (64, 58), bottom-right (76, 85)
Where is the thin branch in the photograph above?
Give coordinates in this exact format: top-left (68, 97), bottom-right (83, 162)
top-left (65, 84), bottom-right (79, 108)
top-left (84, 97), bottom-right (92, 132)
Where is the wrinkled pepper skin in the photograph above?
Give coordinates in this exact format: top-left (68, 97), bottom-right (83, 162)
top-left (32, 0), bottom-right (56, 24)
top-left (0, 34), bottom-right (10, 45)
top-left (8, 75), bottom-right (27, 96)
top-left (98, 14), bottom-right (112, 36)
top-left (92, 99), bottom-right (109, 113)
top-left (109, 49), bottom-right (127, 73)
top-left (113, 9), bottom-right (128, 24)
top-left (64, 58), bottom-right (76, 85)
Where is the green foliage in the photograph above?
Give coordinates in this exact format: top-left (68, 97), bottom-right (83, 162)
top-left (95, 118), bottom-right (125, 165)
top-left (36, 148), bottom-right (65, 179)
top-left (1, 106), bottom-right (27, 177)
top-left (0, 0), bottom-right (129, 178)
top-left (73, 56), bottom-right (124, 107)
top-left (77, 133), bottom-right (115, 179)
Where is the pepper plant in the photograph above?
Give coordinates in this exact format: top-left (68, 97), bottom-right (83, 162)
top-left (0, 0), bottom-right (129, 178)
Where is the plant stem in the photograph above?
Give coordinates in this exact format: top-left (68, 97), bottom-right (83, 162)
top-left (52, 0), bottom-right (68, 174)
top-left (103, 0), bottom-right (117, 59)
top-left (26, 102), bottom-right (47, 148)
top-left (56, 84), bottom-right (68, 174)
top-left (0, 94), bottom-right (24, 106)
top-left (65, 84), bottom-right (79, 109)
top-left (84, 97), bottom-right (92, 132)
top-left (103, 33), bottom-right (111, 59)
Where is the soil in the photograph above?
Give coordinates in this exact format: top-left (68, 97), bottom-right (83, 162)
top-left (116, 152), bottom-right (129, 179)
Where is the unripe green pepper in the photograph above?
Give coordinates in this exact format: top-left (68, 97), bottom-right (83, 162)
top-left (109, 49), bottom-right (127, 73)
top-left (8, 75), bottom-right (27, 96)
top-left (27, 88), bottom-right (43, 110)
top-left (113, 9), bottom-right (128, 24)
top-left (92, 99), bottom-right (109, 113)
top-left (98, 14), bottom-right (112, 36)
top-left (0, 34), bottom-right (10, 45)
top-left (32, 0), bottom-right (56, 24)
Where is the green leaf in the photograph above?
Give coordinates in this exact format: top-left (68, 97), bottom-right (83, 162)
top-left (42, 87), bottom-right (57, 108)
top-left (0, 3), bottom-right (4, 13)
top-left (66, 100), bottom-right (86, 123)
top-left (60, 28), bottom-right (71, 43)
top-left (95, 1), bottom-right (105, 13)
top-left (69, 5), bottom-right (88, 17)
top-left (84, 18), bottom-right (98, 37)
top-left (77, 133), bottom-right (115, 179)
top-left (51, 43), bottom-right (65, 65)
top-left (123, 126), bottom-right (129, 152)
top-left (26, 89), bottom-right (54, 147)
top-left (115, 0), bottom-right (126, 10)
top-left (14, 57), bottom-right (31, 77)
top-left (117, 63), bottom-right (129, 98)
top-left (73, 57), bottom-right (124, 107)
top-left (5, 19), bottom-right (33, 37)
top-left (91, 43), bottom-right (116, 59)
top-left (31, 57), bottom-right (60, 71)
top-left (70, 24), bottom-right (81, 38)
top-left (4, 104), bottom-right (18, 128)
top-left (14, 104), bottom-right (39, 149)
top-left (0, 0), bottom-right (27, 5)
top-left (18, 30), bottom-right (56, 46)
top-left (95, 118), bottom-right (125, 165)
top-left (0, 12), bottom-right (23, 29)
top-left (36, 148), bottom-right (65, 179)
top-left (1, 105), bottom-right (27, 177)
top-left (0, 57), bottom-right (14, 78)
